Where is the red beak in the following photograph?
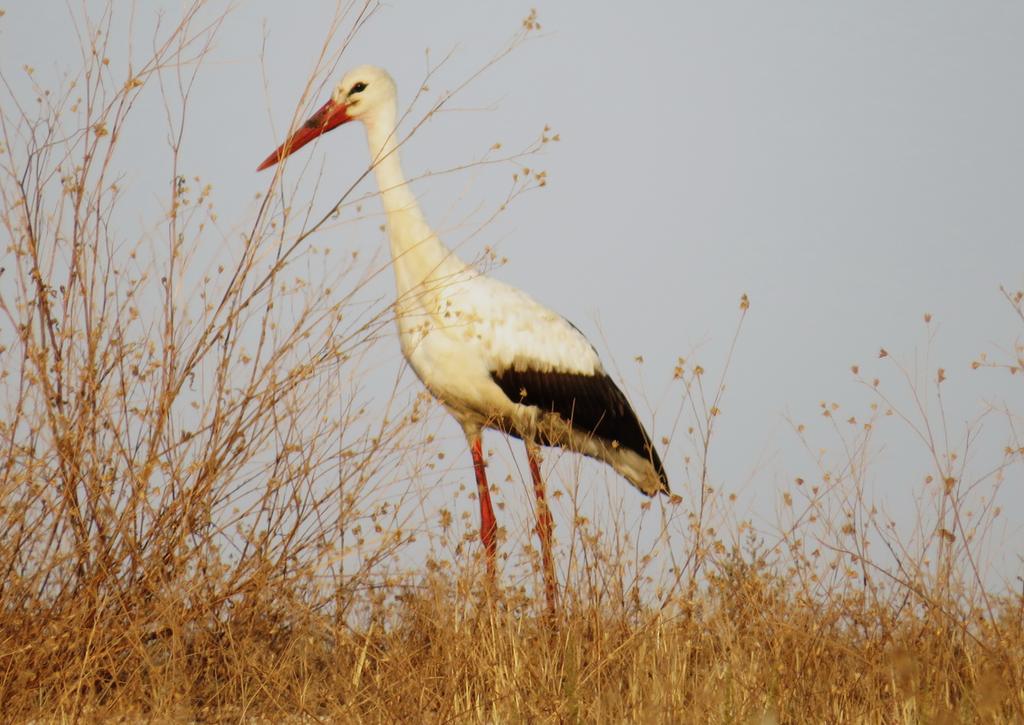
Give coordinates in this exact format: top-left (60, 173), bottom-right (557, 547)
top-left (256, 97), bottom-right (352, 171)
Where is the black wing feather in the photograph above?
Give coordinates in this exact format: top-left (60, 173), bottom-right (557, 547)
top-left (491, 368), bottom-right (668, 488)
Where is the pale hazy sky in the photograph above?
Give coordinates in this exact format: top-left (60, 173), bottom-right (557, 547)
top-left (3, 2), bottom-right (1022, 585)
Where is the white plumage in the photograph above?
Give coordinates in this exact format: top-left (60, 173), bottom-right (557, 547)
top-left (259, 65), bottom-right (668, 610)
top-left (399, 266), bottom-right (601, 417)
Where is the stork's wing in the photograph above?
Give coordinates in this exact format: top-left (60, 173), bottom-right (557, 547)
top-left (439, 273), bottom-right (668, 490)
top-left (491, 367), bottom-right (667, 489)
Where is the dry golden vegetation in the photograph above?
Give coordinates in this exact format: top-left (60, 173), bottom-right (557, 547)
top-left (1, 3), bottom-right (1022, 722)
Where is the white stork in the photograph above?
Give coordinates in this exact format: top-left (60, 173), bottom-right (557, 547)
top-left (257, 66), bottom-right (668, 612)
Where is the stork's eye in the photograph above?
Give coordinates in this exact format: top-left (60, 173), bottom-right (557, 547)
top-left (349, 82), bottom-right (367, 95)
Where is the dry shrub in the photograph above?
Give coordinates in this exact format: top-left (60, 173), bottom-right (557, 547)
top-left (0, 2), bottom-right (420, 719)
top-left (0, 2), bottom-right (1022, 722)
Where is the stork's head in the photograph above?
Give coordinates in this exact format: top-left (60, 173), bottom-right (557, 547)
top-left (257, 65), bottom-right (396, 171)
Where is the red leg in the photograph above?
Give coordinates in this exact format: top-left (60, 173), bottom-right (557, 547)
top-left (526, 445), bottom-right (558, 616)
top-left (469, 435), bottom-right (498, 582)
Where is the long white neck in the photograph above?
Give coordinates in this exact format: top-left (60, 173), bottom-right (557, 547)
top-left (362, 106), bottom-right (466, 298)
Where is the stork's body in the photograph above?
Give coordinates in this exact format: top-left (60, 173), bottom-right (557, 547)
top-left (259, 66), bottom-right (668, 613)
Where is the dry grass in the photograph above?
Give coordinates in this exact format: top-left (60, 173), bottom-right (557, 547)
top-left (1, 2), bottom-right (1022, 722)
